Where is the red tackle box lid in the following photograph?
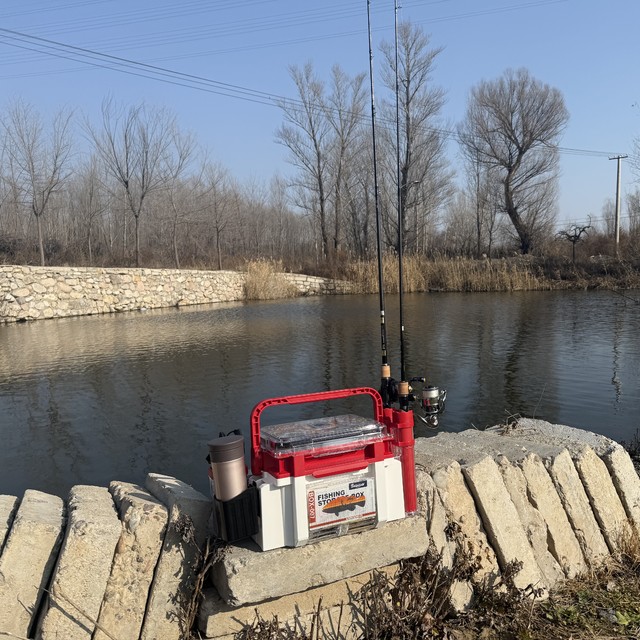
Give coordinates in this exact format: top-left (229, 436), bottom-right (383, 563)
top-left (260, 413), bottom-right (388, 458)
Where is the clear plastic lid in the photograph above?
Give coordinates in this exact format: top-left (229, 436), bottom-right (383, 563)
top-left (260, 414), bottom-right (387, 457)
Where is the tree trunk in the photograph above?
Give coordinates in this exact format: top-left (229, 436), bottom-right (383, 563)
top-left (216, 227), bottom-right (222, 270)
top-left (36, 214), bottom-right (45, 266)
top-left (504, 175), bottom-right (532, 254)
top-left (134, 213), bottom-right (141, 267)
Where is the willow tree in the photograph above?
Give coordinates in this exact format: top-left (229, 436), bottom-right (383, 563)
top-left (458, 68), bottom-right (568, 254)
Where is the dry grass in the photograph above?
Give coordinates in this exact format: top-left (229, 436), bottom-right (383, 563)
top-left (345, 255), bottom-right (550, 294)
top-left (344, 254), bottom-right (640, 295)
top-left (231, 531), bottom-right (640, 640)
top-left (243, 259), bottom-right (299, 301)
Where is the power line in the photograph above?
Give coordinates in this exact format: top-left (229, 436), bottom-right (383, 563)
top-left (0, 1), bottom-right (567, 72)
top-left (0, 26), bottom-right (627, 163)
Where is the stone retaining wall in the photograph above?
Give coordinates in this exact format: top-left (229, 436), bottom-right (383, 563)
top-left (1, 420), bottom-right (639, 639)
top-left (0, 265), bottom-right (354, 323)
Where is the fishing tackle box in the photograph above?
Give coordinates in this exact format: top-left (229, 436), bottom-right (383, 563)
top-left (249, 388), bottom-right (405, 551)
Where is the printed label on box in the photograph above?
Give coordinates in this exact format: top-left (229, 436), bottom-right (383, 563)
top-left (307, 474), bottom-right (377, 530)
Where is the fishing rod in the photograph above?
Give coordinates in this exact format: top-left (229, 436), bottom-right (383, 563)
top-left (393, 0), bottom-right (410, 411)
top-left (366, 0), bottom-right (394, 407)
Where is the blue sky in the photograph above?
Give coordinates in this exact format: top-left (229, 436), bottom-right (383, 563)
top-left (1, 0), bottom-right (638, 230)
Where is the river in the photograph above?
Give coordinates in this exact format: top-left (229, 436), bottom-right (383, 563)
top-left (1, 290), bottom-right (639, 498)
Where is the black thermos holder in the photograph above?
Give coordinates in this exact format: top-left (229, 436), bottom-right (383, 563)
top-left (212, 484), bottom-right (259, 543)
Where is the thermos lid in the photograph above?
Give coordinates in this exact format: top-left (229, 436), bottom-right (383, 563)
top-left (207, 435), bottom-right (245, 463)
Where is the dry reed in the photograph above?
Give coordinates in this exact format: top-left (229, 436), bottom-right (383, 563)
top-left (243, 260), bottom-right (299, 301)
top-left (346, 254), bottom-right (565, 294)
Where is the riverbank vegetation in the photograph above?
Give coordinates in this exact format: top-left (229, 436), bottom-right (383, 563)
top-left (345, 253), bottom-right (640, 294)
top-left (236, 530), bottom-right (640, 640)
top-left (241, 253), bottom-right (640, 301)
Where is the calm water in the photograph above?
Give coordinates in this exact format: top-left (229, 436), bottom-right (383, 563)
top-left (1, 290), bottom-right (639, 498)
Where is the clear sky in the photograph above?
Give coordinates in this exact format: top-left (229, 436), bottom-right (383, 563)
top-left (1, 0), bottom-right (638, 230)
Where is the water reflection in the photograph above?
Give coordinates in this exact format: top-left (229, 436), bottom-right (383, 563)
top-left (1, 291), bottom-right (639, 497)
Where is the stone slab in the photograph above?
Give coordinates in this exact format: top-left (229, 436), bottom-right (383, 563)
top-left (489, 418), bottom-right (617, 457)
top-left (418, 429), bottom-right (567, 468)
top-left (544, 449), bottom-right (610, 566)
top-left (94, 482), bottom-right (169, 640)
top-left (573, 446), bottom-right (632, 551)
top-left (494, 419), bottom-right (636, 553)
top-left (429, 459), bottom-right (499, 585)
top-left (38, 485), bottom-right (122, 640)
top-left (517, 453), bottom-right (587, 578)
top-left (495, 456), bottom-right (564, 587)
top-left (0, 494), bottom-right (19, 552)
top-left (199, 567), bottom-right (393, 638)
top-left (602, 446), bottom-right (640, 534)
top-left (141, 473), bottom-right (213, 640)
top-left (210, 515), bottom-right (429, 607)
top-left (462, 456), bottom-right (546, 593)
top-left (0, 490), bottom-right (65, 638)
top-left (418, 429), bottom-right (612, 573)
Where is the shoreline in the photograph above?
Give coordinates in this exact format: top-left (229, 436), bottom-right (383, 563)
top-left (1, 258), bottom-right (639, 324)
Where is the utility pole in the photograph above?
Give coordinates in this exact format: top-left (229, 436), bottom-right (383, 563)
top-left (609, 154), bottom-right (628, 258)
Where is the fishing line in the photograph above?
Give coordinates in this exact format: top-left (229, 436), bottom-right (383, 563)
top-left (394, 0), bottom-right (407, 386)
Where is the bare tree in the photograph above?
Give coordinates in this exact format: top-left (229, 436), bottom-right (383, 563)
top-left (325, 65), bottom-right (367, 257)
top-left (600, 198), bottom-right (616, 236)
top-left (379, 22), bottom-right (453, 252)
top-left (557, 218), bottom-right (591, 263)
top-left (461, 138), bottom-right (502, 258)
top-left (203, 163), bottom-right (233, 270)
top-left (443, 191), bottom-right (476, 256)
top-left (162, 129), bottom-right (198, 268)
top-left (86, 99), bottom-right (174, 267)
top-left (627, 188), bottom-right (640, 237)
top-left (2, 99), bottom-right (73, 265)
top-left (69, 154), bottom-right (108, 264)
top-left (276, 63), bottom-right (332, 260)
top-left (458, 68), bottom-right (569, 254)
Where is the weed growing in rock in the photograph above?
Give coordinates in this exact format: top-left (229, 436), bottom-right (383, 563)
top-left (226, 533), bottom-right (640, 640)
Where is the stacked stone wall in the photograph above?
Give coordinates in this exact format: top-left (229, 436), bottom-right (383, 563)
top-left (0, 265), bottom-right (353, 323)
top-left (1, 421), bottom-right (639, 639)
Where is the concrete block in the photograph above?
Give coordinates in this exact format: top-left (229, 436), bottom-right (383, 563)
top-left (430, 461), bottom-right (499, 585)
top-left (517, 453), bottom-right (587, 578)
top-left (462, 456), bottom-right (546, 593)
top-left (199, 568), bottom-right (392, 639)
top-left (602, 446), bottom-right (640, 534)
top-left (141, 474), bottom-right (213, 640)
top-left (416, 470), bottom-right (473, 611)
top-left (0, 490), bottom-right (65, 639)
top-left (495, 457), bottom-right (564, 587)
top-left (38, 485), bottom-right (122, 640)
top-left (573, 446), bottom-right (632, 551)
top-left (0, 494), bottom-right (19, 552)
top-left (93, 482), bottom-right (169, 640)
top-left (544, 449), bottom-right (610, 566)
top-left (211, 515), bottom-right (429, 606)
